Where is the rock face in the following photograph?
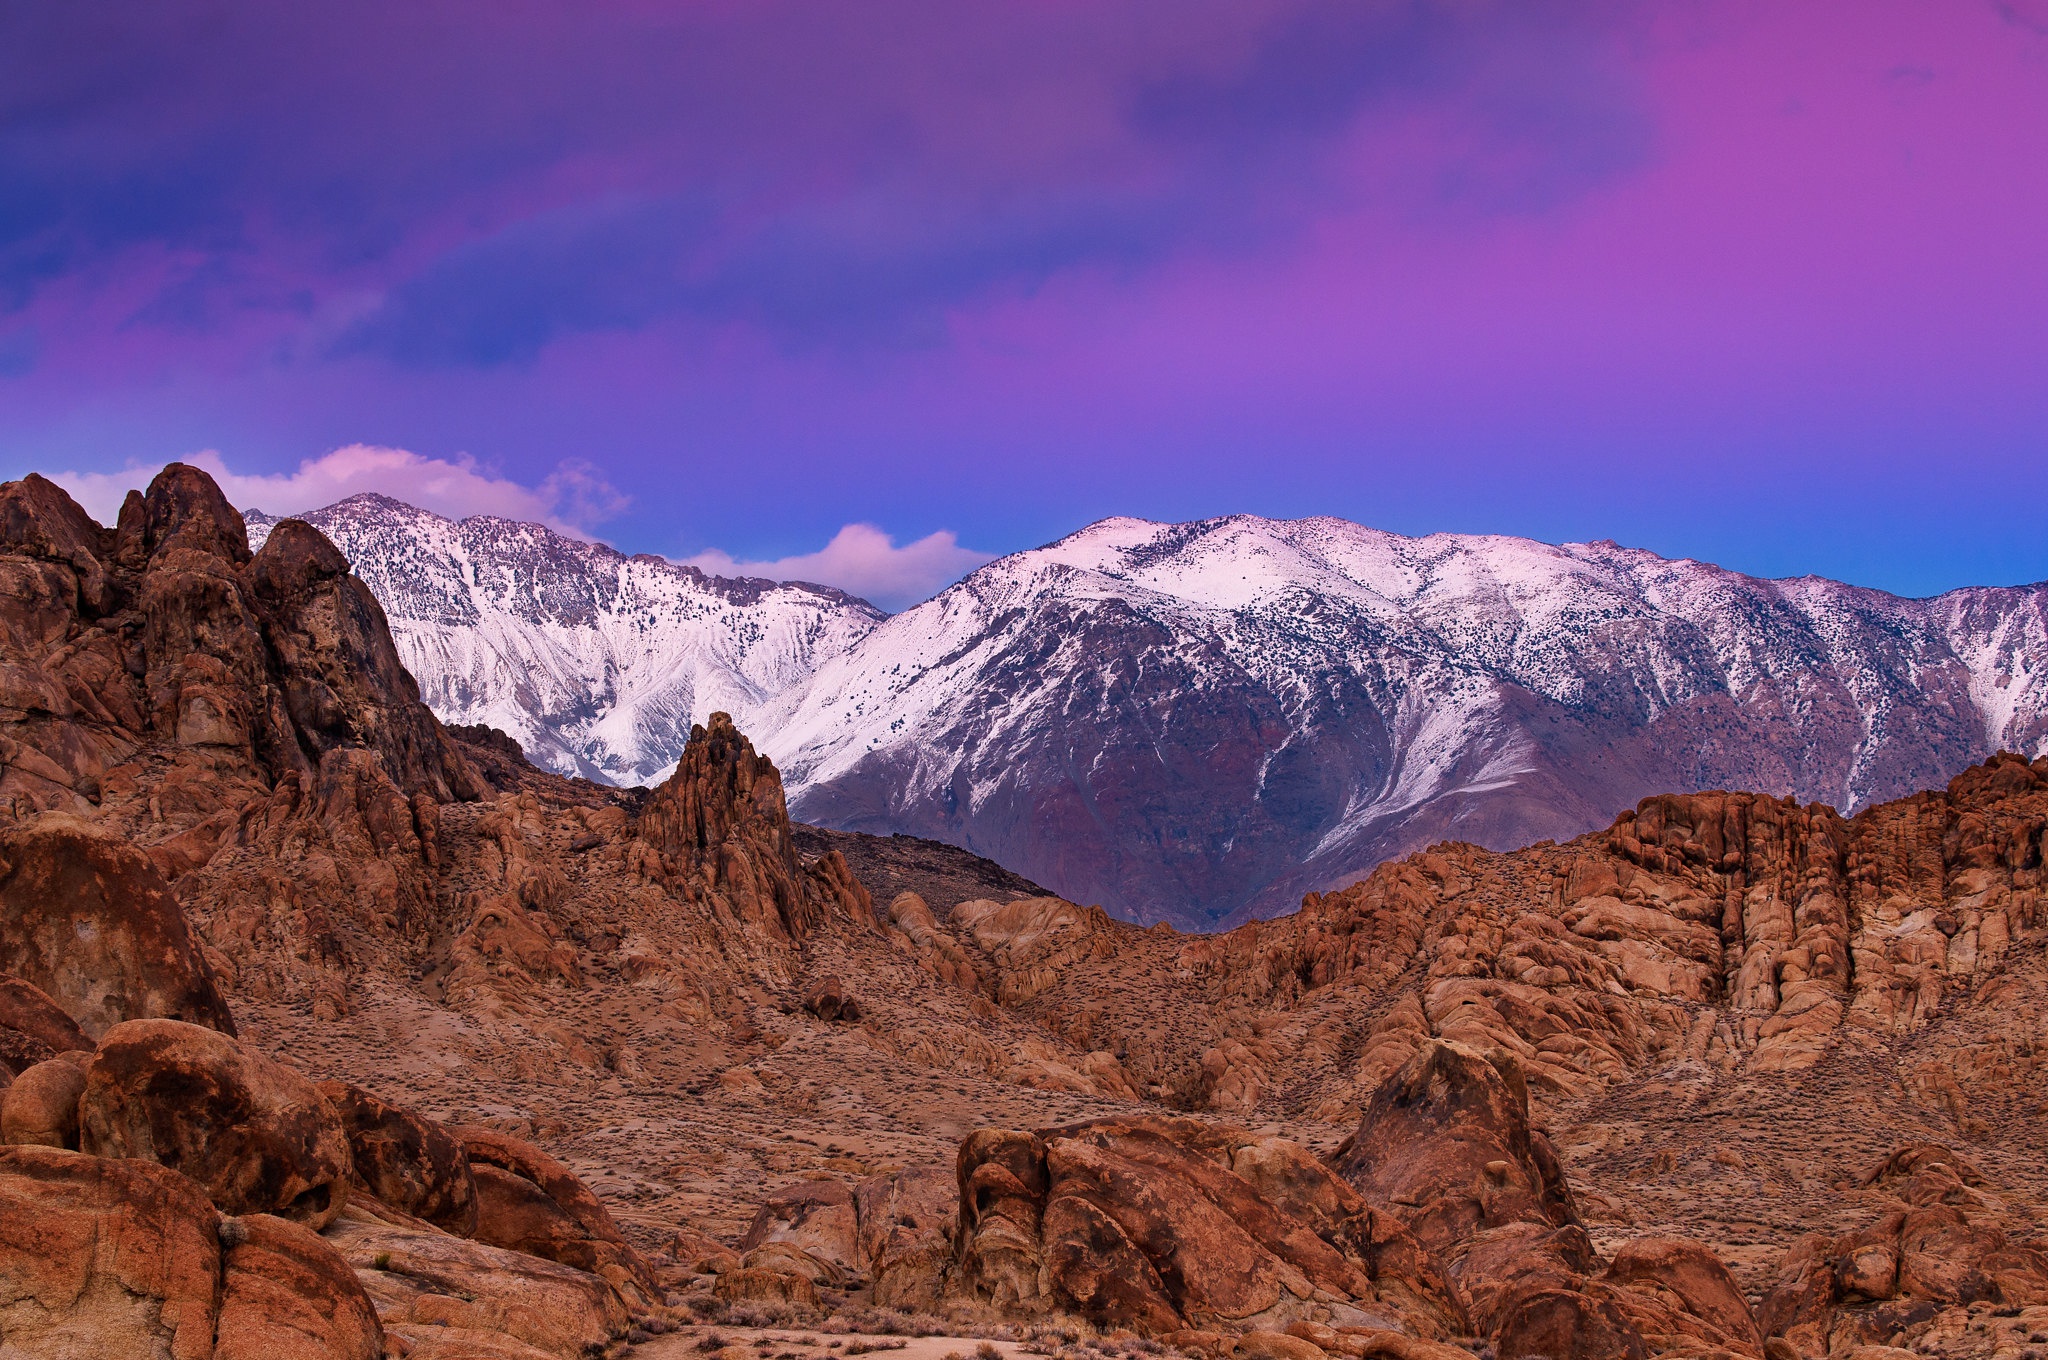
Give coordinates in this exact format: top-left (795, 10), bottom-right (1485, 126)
top-left (1334, 1040), bottom-right (1762, 1360)
top-left (952, 1115), bottom-right (1464, 1337)
top-left (459, 1125), bottom-right (660, 1306)
top-left (79, 1018), bottom-right (354, 1228)
top-left (1334, 1040), bottom-right (1577, 1251)
top-left (1169, 756), bottom-right (2048, 1118)
top-left (0, 815), bottom-right (238, 1037)
top-left (1759, 1145), bottom-right (2048, 1360)
top-left (319, 1080), bottom-right (479, 1235)
top-left (638, 710), bottom-right (876, 944)
top-left (0, 972), bottom-right (90, 1080)
top-left (0, 1144), bottom-right (226, 1359)
top-left (1, 1055), bottom-right (87, 1147)
top-left (213, 1212), bottom-right (385, 1360)
top-left (329, 1196), bottom-right (629, 1358)
top-left (857, 1166), bottom-right (957, 1309)
top-left (739, 1177), bottom-right (868, 1288)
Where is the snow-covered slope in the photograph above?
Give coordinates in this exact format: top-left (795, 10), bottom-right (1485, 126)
top-left (761, 515), bottom-right (2048, 927)
top-left (252, 501), bottom-right (2048, 929)
top-left (245, 495), bottom-right (883, 784)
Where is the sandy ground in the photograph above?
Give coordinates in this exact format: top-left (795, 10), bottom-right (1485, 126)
top-left (633, 1325), bottom-right (1035, 1360)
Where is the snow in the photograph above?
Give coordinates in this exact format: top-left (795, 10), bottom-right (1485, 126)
top-left (251, 500), bottom-right (2048, 863)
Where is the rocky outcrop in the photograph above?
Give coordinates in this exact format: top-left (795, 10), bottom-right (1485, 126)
top-left (802, 976), bottom-right (861, 1022)
top-left (952, 1115), bottom-right (1464, 1338)
top-left (1177, 757), bottom-right (2048, 1117)
top-left (0, 814), bottom-right (237, 1037)
top-left (1, 1054), bottom-right (87, 1147)
top-left (638, 710), bottom-right (876, 944)
top-left (319, 1080), bottom-right (479, 1235)
top-left (79, 1018), bottom-right (353, 1228)
top-left (328, 1196), bottom-right (628, 1358)
top-left (1334, 1040), bottom-right (1577, 1252)
top-left (0, 1144), bottom-right (226, 1359)
top-left (1334, 1040), bottom-right (1761, 1360)
top-left (214, 1212), bottom-right (385, 1360)
top-left (0, 973), bottom-right (90, 1067)
top-left (459, 1125), bottom-right (660, 1306)
top-left (1759, 1146), bottom-right (2048, 1359)
top-left (739, 1177), bottom-right (868, 1288)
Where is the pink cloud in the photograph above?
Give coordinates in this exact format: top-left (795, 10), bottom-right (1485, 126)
top-left (53, 445), bottom-right (626, 536)
top-left (681, 524), bottom-right (993, 611)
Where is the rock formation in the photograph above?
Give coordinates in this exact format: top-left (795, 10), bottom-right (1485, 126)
top-left (79, 1018), bottom-right (354, 1227)
top-left (952, 1115), bottom-right (1464, 1340)
top-left (1759, 1144), bottom-right (2048, 1359)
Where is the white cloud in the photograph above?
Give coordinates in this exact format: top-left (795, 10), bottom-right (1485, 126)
top-left (682, 523), bottom-right (993, 611)
top-left (51, 445), bottom-right (625, 536)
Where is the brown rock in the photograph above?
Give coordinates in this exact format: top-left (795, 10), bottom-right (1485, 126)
top-left (637, 711), bottom-right (875, 942)
top-left (329, 1196), bottom-right (628, 1356)
top-left (803, 975), bottom-right (861, 1023)
top-left (0, 973), bottom-right (90, 1062)
top-left (953, 1114), bottom-right (1464, 1336)
top-left (458, 1124), bottom-right (660, 1305)
top-left (856, 1164), bottom-right (957, 1308)
top-left (78, 1017), bottom-right (351, 1226)
top-left (1333, 1039), bottom-right (1577, 1253)
top-left (1336, 1039), bottom-right (1761, 1360)
top-left (740, 1175), bottom-right (866, 1286)
top-left (0, 1144), bottom-right (223, 1359)
top-left (0, 472), bottom-right (120, 615)
top-left (215, 1212), bottom-right (385, 1360)
top-left (0, 814), bottom-right (237, 1037)
top-left (1603, 1236), bottom-right (1762, 1352)
top-left (318, 1079), bottom-right (479, 1235)
top-left (1758, 1152), bottom-right (2048, 1358)
top-left (715, 1265), bottom-right (822, 1307)
top-left (0, 1055), bottom-right (86, 1148)
top-left (249, 516), bottom-right (484, 804)
top-left (1491, 1288), bottom-right (1647, 1360)
top-left (1236, 1331), bottom-right (1331, 1360)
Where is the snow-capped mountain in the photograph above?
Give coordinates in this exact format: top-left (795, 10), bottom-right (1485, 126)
top-left (761, 515), bottom-right (2048, 928)
top-left (245, 495), bottom-right (883, 784)
top-left (251, 500), bottom-right (2048, 930)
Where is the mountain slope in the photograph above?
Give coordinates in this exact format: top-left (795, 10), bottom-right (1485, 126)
top-left (246, 495), bottom-right (883, 784)
top-left (763, 515), bottom-right (2048, 927)
top-left (248, 499), bottom-right (2048, 929)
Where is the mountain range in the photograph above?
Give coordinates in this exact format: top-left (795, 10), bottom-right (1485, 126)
top-left (11, 462), bottom-right (2048, 1360)
top-left (249, 496), bottom-right (2048, 928)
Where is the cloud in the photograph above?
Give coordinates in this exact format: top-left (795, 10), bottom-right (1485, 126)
top-left (51, 445), bottom-right (625, 535)
top-left (681, 523), bottom-right (993, 612)
top-left (1, 3), bottom-right (1650, 365)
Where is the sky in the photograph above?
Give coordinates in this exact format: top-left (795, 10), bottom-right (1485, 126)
top-left (4, 1), bottom-right (2046, 609)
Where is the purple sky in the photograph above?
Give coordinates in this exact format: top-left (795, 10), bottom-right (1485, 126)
top-left (5, 2), bottom-right (2047, 607)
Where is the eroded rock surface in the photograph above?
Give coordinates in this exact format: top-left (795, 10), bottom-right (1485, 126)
top-left (80, 1017), bottom-right (353, 1228)
top-left (953, 1115), bottom-right (1464, 1338)
top-left (0, 1144), bottom-right (224, 1359)
top-left (319, 1080), bottom-right (479, 1235)
top-left (1335, 1039), bottom-right (1763, 1360)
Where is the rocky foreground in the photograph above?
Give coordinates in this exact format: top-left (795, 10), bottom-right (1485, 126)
top-left (2, 464), bottom-right (2047, 1360)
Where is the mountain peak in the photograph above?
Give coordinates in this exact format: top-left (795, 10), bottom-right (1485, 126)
top-left (232, 491), bottom-right (2048, 930)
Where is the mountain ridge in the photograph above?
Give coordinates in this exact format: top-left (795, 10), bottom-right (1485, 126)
top-left (246, 497), bottom-right (2048, 930)
top-left (245, 494), bottom-right (884, 786)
